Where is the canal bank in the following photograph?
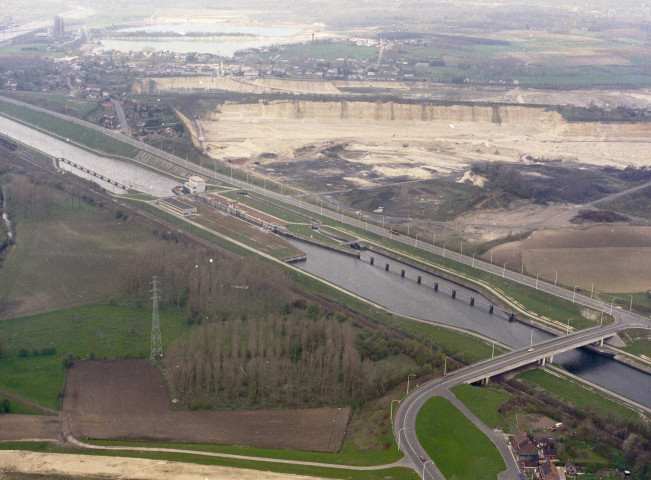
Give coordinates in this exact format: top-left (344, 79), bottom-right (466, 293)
top-left (286, 238), bottom-right (651, 408)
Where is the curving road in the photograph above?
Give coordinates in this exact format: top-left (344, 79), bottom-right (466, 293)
top-left (2, 95), bottom-right (650, 480)
top-left (393, 322), bottom-right (645, 480)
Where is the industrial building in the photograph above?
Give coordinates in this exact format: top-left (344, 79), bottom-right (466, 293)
top-left (158, 198), bottom-right (197, 217)
top-left (184, 175), bottom-right (205, 193)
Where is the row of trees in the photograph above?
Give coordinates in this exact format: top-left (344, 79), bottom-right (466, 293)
top-left (164, 313), bottom-right (375, 409)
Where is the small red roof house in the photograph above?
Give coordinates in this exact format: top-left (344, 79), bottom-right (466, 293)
top-left (565, 460), bottom-right (577, 476)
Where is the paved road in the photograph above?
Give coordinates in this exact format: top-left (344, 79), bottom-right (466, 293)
top-left (1, 95), bottom-right (650, 332)
top-left (112, 100), bottom-right (130, 135)
top-left (3, 96), bottom-right (650, 480)
top-left (393, 322), bottom-right (641, 480)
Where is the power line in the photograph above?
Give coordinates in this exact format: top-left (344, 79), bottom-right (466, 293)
top-left (150, 275), bottom-right (163, 361)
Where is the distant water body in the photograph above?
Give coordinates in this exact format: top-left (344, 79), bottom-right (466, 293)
top-left (99, 24), bottom-right (301, 57)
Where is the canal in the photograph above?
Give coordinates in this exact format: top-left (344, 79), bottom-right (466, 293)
top-left (289, 239), bottom-right (651, 408)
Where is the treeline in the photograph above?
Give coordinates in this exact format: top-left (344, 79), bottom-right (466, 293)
top-left (119, 242), bottom-right (292, 322)
top-left (165, 312), bottom-right (375, 409)
top-left (560, 105), bottom-right (651, 123)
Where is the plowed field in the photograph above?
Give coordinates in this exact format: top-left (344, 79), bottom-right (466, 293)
top-left (63, 360), bottom-right (349, 452)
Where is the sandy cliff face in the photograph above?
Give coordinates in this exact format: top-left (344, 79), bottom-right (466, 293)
top-left (211, 99), bottom-right (564, 126)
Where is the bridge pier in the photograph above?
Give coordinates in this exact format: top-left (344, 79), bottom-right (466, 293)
top-left (600, 338), bottom-right (604, 347)
top-left (482, 377), bottom-right (489, 386)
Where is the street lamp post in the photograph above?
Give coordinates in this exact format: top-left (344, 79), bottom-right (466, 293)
top-left (415, 233), bottom-right (420, 248)
top-left (443, 243), bottom-right (447, 258)
top-left (554, 270), bottom-right (558, 286)
top-left (490, 251), bottom-right (493, 264)
top-left (572, 285), bottom-right (579, 303)
top-left (407, 373), bottom-right (416, 395)
top-left (535, 273), bottom-right (541, 290)
top-left (610, 297), bottom-right (620, 315)
top-left (432, 232), bottom-right (435, 246)
top-left (460, 242), bottom-right (463, 255)
top-left (502, 262), bottom-right (508, 278)
top-left (472, 252), bottom-right (477, 268)
top-left (390, 399), bottom-right (400, 423)
top-left (567, 317), bottom-right (573, 335)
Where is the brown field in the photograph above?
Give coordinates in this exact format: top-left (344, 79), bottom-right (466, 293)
top-left (64, 360), bottom-right (349, 452)
top-left (0, 415), bottom-right (59, 441)
top-left (486, 225), bottom-right (651, 293)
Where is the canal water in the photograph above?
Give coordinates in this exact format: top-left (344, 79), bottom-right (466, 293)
top-left (289, 239), bottom-right (651, 407)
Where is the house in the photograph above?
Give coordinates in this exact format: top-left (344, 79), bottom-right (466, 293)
top-left (540, 446), bottom-right (557, 461)
top-left (539, 460), bottom-right (560, 480)
top-left (521, 459), bottom-right (538, 473)
top-left (565, 460), bottom-right (577, 476)
top-left (518, 442), bottom-right (539, 462)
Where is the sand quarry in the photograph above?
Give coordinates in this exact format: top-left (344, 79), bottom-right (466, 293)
top-left (140, 77), bottom-right (651, 291)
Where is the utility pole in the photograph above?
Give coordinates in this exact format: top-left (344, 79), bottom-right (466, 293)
top-left (150, 276), bottom-right (163, 360)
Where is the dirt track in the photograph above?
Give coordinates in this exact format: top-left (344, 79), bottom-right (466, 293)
top-left (63, 360), bottom-right (349, 452)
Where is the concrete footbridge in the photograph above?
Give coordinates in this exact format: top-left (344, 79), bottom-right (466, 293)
top-left (393, 322), bottom-right (636, 480)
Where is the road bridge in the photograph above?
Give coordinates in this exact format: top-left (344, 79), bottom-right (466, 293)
top-left (393, 322), bottom-right (646, 480)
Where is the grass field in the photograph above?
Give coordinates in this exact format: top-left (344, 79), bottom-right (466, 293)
top-left (2, 92), bottom-right (100, 119)
top-left (288, 223), bottom-right (340, 244)
top-left (0, 395), bottom-right (44, 415)
top-left (0, 304), bottom-right (186, 410)
top-left (517, 369), bottom-right (640, 421)
top-left (451, 384), bottom-right (510, 429)
top-left (0, 99), bottom-right (139, 159)
top-left (261, 43), bottom-right (376, 62)
top-left (617, 328), bottom-right (651, 358)
top-left (0, 194), bottom-right (163, 320)
top-left (221, 191), bottom-right (309, 223)
top-left (0, 44), bottom-right (64, 57)
top-left (415, 396), bottom-right (506, 480)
